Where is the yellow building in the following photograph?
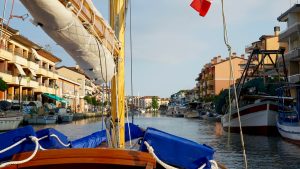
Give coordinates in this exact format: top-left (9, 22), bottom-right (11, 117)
top-left (245, 26), bottom-right (286, 72)
top-left (0, 24), bottom-right (61, 103)
top-left (197, 54), bottom-right (246, 98)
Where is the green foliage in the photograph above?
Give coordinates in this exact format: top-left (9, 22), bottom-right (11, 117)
top-left (91, 97), bottom-right (97, 106)
top-left (84, 96), bottom-right (92, 104)
top-left (214, 89), bottom-right (229, 114)
top-left (152, 96), bottom-right (159, 111)
top-left (0, 78), bottom-right (8, 92)
top-left (242, 77), bottom-right (281, 96)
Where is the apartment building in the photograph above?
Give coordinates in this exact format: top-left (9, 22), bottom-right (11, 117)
top-left (56, 75), bottom-right (81, 113)
top-left (278, 4), bottom-right (300, 84)
top-left (196, 54), bottom-right (246, 98)
top-left (0, 24), bottom-right (61, 103)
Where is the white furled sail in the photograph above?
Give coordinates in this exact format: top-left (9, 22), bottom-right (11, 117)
top-left (20, 0), bottom-right (115, 84)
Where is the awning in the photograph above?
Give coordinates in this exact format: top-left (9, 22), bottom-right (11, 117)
top-left (31, 48), bottom-right (42, 61)
top-left (43, 93), bottom-right (69, 103)
top-left (14, 63), bottom-right (26, 76)
top-left (28, 68), bottom-right (37, 77)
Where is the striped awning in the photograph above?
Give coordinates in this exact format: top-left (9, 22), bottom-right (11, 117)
top-left (14, 63), bottom-right (26, 76)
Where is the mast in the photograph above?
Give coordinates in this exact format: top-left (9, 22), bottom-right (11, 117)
top-left (110, 0), bottom-right (126, 148)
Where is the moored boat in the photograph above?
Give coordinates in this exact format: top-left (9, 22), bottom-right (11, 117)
top-left (27, 115), bottom-right (58, 125)
top-left (276, 85), bottom-right (300, 145)
top-left (0, 112), bottom-right (23, 131)
top-left (222, 100), bottom-right (278, 135)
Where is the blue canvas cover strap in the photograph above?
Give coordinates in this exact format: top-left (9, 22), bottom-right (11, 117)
top-left (36, 128), bottom-right (70, 149)
top-left (140, 127), bottom-right (215, 169)
top-left (0, 126), bottom-right (36, 162)
top-left (71, 130), bottom-right (106, 148)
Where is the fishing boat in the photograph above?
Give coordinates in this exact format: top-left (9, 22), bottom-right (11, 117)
top-left (277, 85), bottom-right (300, 145)
top-left (27, 114), bottom-right (58, 125)
top-left (0, 0), bottom-right (221, 169)
top-left (222, 99), bottom-right (278, 135)
top-left (56, 108), bottom-right (73, 123)
top-left (0, 112), bottom-right (23, 131)
top-left (0, 101), bottom-right (23, 131)
top-left (221, 49), bottom-right (288, 136)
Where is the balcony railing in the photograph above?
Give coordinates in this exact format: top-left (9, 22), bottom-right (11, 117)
top-left (289, 74), bottom-right (300, 84)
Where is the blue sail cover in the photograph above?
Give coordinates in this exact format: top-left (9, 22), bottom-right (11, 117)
top-left (71, 130), bottom-right (106, 148)
top-left (0, 126), bottom-right (36, 162)
top-left (36, 128), bottom-right (70, 149)
top-left (140, 127), bottom-right (215, 169)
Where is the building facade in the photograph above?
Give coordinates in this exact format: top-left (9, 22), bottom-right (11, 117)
top-left (0, 24), bottom-right (61, 103)
top-left (196, 55), bottom-right (246, 98)
top-left (278, 4), bottom-right (300, 84)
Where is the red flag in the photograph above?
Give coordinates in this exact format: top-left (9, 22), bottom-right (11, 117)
top-left (190, 0), bottom-right (212, 17)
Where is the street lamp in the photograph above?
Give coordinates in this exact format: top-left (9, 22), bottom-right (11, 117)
top-left (54, 83), bottom-right (59, 107)
top-left (74, 90), bottom-right (77, 114)
top-left (17, 74), bottom-right (22, 112)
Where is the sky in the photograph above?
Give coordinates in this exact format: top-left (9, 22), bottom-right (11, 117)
top-left (2, 0), bottom-right (294, 98)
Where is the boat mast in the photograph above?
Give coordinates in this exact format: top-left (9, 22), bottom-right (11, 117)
top-left (110, 0), bottom-right (126, 148)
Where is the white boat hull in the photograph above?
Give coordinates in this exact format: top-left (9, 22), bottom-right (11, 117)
top-left (277, 121), bottom-right (300, 145)
top-left (60, 114), bottom-right (74, 122)
top-left (222, 101), bottom-right (278, 135)
top-left (0, 116), bottom-right (23, 131)
top-left (28, 115), bottom-right (57, 125)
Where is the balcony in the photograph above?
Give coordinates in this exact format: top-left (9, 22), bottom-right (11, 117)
top-left (0, 71), bottom-right (12, 83)
top-left (279, 22), bottom-right (300, 42)
top-left (37, 67), bottom-right (58, 79)
top-left (27, 80), bottom-right (39, 88)
top-left (0, 47), bottom-right (13, 61)
top-left (284, 48), bottom-right (300, 62)
top-left (27, 59), bottom-right (39, 71)
top-left (10, 53), bottom-right (28, 66)
top-left (10, 76), bottom-right (27, 86)
top-left (289, 74), bottom-right (300, 84)
top-left (35, 84), bottom-right (55, 94)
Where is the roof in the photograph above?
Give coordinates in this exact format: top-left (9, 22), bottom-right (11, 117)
top-left (56, 66), bottom-right (86, 76)
top-left (212, 56), bottom-right (247, 66)
top-left (37, 49), bottom-right (62, 63)
top-left (278, 4), bottom-right (300, 22)
top-left (259, 35), bottom-right (275, 40)
top-left (1, 21), bottom-right (62, 63)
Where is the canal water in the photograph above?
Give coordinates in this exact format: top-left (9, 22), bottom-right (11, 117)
top-left (33, 114), bottom-right (300, 169)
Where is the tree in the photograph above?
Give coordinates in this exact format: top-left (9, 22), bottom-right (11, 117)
top-left (152, 96), bottom-right (159, 112)
top-left (84, 96), bottom-right (92, 104)
top-left (0, 78), bottom-right (8, 92)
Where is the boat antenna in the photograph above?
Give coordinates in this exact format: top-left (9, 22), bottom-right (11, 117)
top-left (221, 0), bottom-right (248, 168)
top-left (129, 0), bottom-right (134, 123)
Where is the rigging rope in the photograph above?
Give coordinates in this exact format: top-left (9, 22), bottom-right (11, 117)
top-left (5, 0), bottom-right (14, 29)
top-left (129, 0), bottom-right (134, 124)
top-left (220, 0), bottom-right (247, 168)
top-left (0, 0), bottom-right (7, 40)
top-left (0, 136), bottom-right (39, 168)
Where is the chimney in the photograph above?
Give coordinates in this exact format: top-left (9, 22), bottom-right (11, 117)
top-left (274, 26), bottom-right (280, 36)
top-left (232, 52), bottom-right (236, 56)
top-left (241, 54), bottom-right (245, 59)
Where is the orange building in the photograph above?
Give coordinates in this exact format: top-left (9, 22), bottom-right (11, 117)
top-left (196, 54), bottom-right (246, 98)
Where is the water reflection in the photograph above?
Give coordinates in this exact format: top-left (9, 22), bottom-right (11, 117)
top-left (30, 114), bottom-right (300, 169)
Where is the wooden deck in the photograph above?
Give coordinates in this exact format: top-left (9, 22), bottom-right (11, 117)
top-left (4, 148), bottom-right (156, 169)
